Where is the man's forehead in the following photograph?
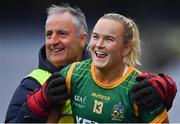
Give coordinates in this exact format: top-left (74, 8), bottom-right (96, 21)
top-left (46, 12), bottom-right (76, 25)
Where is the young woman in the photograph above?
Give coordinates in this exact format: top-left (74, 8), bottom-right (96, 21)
top-left (48, 13), bottom-right (169, 123)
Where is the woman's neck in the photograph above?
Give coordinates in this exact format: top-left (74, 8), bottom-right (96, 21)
top-left (94, 62), bottom-right (125, 84)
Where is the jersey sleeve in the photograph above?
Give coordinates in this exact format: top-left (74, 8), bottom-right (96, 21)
top-left (60, 62), bottom-right (78, 92)
top-left (128, 68), bottom-right (168, 123)
top-left (59, 64), bottom-right (71, 91)
top-left (129, 90), bottom-right (168, 123)
top-left (60, 64), bottom-right (71, 78)
top-left (140, 103), bottom-right (168, 122)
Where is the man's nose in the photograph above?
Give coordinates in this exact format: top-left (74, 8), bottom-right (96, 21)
top-left (50, 33), bottom-right (60, 44)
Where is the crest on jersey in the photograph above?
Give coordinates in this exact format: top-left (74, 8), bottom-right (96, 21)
top-left (111, 102), bottom-right (125, 121)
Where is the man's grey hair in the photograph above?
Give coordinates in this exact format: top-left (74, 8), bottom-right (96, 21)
top-left (46, 3), bottom-right (88, 36)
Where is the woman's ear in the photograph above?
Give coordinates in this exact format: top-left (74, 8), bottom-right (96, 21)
top-left (122, 43), bottom-right (133, 56)
top-left (79, 32), bottom-right (88, 48)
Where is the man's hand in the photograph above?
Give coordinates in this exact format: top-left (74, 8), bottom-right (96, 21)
top-left (27, 72), bottom-right (68, 116)
top-left (132, 72), bottom-right (177, 111)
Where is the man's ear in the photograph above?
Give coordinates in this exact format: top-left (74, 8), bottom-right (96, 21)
top-left (79, 32), bottom-right (87, 48)
top-left (122, 43), bottom-right (133, 56)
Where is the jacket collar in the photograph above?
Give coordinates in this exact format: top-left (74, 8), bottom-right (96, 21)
top-left (38, 45), bottom-right (60, 73)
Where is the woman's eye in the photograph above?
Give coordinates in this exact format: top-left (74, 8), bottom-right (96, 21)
top-left (105, 38), bottom-right (113, 42)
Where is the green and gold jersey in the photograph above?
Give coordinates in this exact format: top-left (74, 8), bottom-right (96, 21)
top-left (60, 59), bottom-right (167, 123)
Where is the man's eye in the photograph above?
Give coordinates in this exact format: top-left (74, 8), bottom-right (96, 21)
top-left (46, 32), bottom-right (52, 37)
top-left (60, 32), bottom-right (67, 36)
top-left (58, 31), bottom-right (68, 37)
top-left (92, 35), bottom-right (98, 39)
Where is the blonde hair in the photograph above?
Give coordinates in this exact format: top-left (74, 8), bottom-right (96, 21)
top-left (101, 13), bottom-right (141, 66)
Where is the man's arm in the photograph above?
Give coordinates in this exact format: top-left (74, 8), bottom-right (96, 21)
top-left (5, 78), bottom-right (46, 123)
top-left (6, 73), bottom-right (68, 123)
top-left (47, 109), bottom-right (61, 123)
top-left (26, 72), bottom-right (69, 122)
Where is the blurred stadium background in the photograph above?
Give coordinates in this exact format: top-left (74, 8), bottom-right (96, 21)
top-left (0, 0), bottom-right (180, 122)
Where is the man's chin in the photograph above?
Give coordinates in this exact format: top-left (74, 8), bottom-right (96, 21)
top-left (50, 58), bottom-right (65, 66)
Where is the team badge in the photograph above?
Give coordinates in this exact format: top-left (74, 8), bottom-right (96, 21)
top-left (111, 102), bottom-right (125, 121)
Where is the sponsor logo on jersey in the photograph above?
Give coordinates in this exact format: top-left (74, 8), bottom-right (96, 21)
top-left (73, 95), bottom-right (86, 108)
top-left (111, 102), bottom-right (125, 121)
top-left (91, 92), bottom-right (110, 101)
top-left (74, 95), bottom-right (86, 104)
top-left (76, 115), bottom-right (98, 124)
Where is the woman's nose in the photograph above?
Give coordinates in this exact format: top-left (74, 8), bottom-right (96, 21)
top-left (96, 39), bottom-right (104, 48)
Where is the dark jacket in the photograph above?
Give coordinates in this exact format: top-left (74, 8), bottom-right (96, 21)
top-left (5, 45), bottom-right (89, 123)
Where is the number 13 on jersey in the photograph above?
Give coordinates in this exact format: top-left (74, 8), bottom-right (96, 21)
top-left (93, 100), bottom-right (103, 114)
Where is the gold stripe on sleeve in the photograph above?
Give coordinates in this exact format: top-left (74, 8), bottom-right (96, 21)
top-left (66, 62), bottom-right (78, 92)
top-left (133, 102), bottom-right (139, 117)
top-left (149, 109), bottom-right (168, 123)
